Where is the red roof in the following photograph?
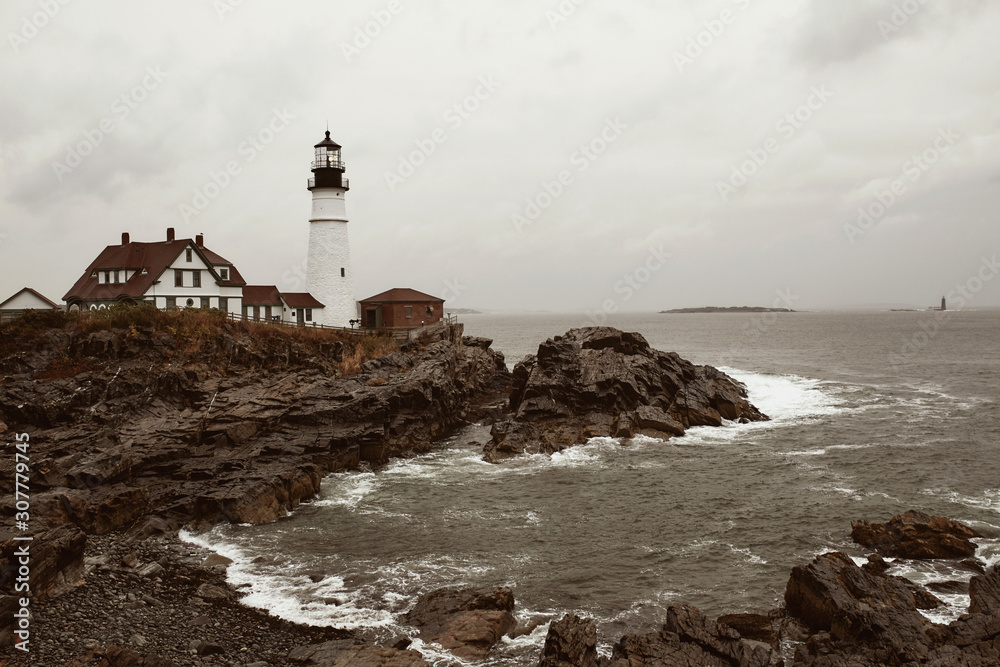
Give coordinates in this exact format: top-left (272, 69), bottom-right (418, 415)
top-left (360, 288), bottom-right (444, 304)
top-left (281, 293), bottom-right (325, 308)
top-left (63, 239), bottom-right (246, 303)
top-left (0, 287), bottom-right (62, 310)
top-left (242, 285), bottom-right (283, 306)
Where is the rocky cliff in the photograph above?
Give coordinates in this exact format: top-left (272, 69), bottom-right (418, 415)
top-left (0, 311), bottom-right (510, 656)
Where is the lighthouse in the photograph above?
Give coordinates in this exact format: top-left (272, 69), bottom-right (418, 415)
top-left (307, 130), bottom-right (356, 327)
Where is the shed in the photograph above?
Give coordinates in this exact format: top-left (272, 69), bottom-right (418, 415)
top-left (359, 288), bottom-right (444, 330)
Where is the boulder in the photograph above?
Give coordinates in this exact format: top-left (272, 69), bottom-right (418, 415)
top-left (538, 614), bottom-right (599, 667)
top-left (969, 565), bottom-right (1000, 616)
top-left (785, 551), bottom-right (935, 664)
top-left (851, 510), bottom-right (982, 559)
top-left (402, 587), bottom-right (515, 660)
top-left (484, 328), bottom-right (767, 461)
top-left (606, 604), bottom-right (776, 667)
top-left (1, 523), bottom-right (86, 600)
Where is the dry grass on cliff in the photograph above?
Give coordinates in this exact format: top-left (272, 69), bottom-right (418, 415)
top-left (338, 336), bottom-right (399, 376)
top-left (0, 305), bottom-right (398, 369)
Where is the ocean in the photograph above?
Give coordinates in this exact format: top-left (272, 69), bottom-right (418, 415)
top-left (183, 310), bottom-right (1000, 665)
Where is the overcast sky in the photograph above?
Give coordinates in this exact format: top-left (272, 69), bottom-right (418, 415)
top-left (2, 0), bottom-right (999, 312)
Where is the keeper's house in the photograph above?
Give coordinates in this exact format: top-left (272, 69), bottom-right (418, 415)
top-left (63, 228), bottom-right (247, 314)
top-left (0, 287), bottom-right (62, 322)
top-left (359, 288), bottom-right (445, 330)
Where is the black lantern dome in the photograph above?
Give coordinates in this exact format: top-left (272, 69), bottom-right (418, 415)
top-left (308, 131), bottom-right (349, 191)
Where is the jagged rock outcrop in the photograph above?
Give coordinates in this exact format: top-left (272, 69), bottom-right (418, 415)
top-left (851, 510), bottom-right (983, 559)
top-left (969, 565), bottom-right (1000, 616)
top-left (484, 327), bottom-right (768, 462)
top-left (402, 587), bottom-right (516, 660)
top-left (544, 512), bottom-right (999, 667)
top-left (604, 604), bottom-right (779, 667)
top-left (786, 515), bottom-right (1000, 666)
top-left (538, 614), bottom-right (600, 667)
top-left (785, 551), bottom-right (937, 664)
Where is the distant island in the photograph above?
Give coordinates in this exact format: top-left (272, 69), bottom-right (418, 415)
top-left (661, 306), bottom-right (797, 314)
top-left (447, 308), bottom-right (483, 315)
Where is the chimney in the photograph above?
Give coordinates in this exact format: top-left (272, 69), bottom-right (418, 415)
top-left (121, 232), bottom-right (130, 245)
top-left (196, 234), bottom-right (204, 247)
top-left (166, 227), bottom-right (175, 242)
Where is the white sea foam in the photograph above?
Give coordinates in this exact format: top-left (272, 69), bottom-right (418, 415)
top-left (676, 369), bottom-right (849, 449)
top-left (180, 527), bottom-right (400, 629)
top-left (314, 471), bottom-right (378, 508)
top-left (728, 544), bottom-right (768, 565)
top-left (923, 488), bottom-right (1000, 516)
top-left (720, 368), bottom-right (847, 422)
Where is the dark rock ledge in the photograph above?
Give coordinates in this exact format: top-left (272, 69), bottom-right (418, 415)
top-left (540, 511), bottom-right (1000, 667)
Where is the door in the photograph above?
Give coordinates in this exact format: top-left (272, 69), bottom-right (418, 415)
top-left (296, 308), bottom-right (305, 326)
top-left (366, 309), bottom-right (377, 329)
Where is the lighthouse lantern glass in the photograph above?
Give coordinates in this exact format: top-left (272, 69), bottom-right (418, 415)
top-left (315, 146), bottom-right (342, 169)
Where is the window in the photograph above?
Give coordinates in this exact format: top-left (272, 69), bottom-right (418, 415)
top-left (405, 306), bottom-right (412, 318)
top-left (192, 271), bottom-right (201, 288)
top-left (186, 298), bottom-right (195, 307)
top-left (186, 249), bottom-right (193, 262)
top-left (219, 297), bottom-right (228, 312)
top-left (426, 305), bottom-right (433, 316)
top-left (252, 306), bottom-right (260, 321)
top-left (103, 271), bottom-right (110, 284)
top-left (341, 268), bottom-right (345, 277)
top-left (174, 270), bottom-right (183, 287)
top-left (305, 308), bottom-right (312, 321)
top-left (166, 297), bottom-right (176, 309)
top-left (220, 268), bottom-right (229, 281)
top-left (113, 271), bottom-right (119, 284)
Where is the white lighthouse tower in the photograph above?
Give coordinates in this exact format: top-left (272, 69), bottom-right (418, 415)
top-left (307, 130), bottom-right (356, 327)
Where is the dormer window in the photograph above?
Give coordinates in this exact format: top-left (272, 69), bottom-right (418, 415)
top-left (220, 268), bottom-right (229, 281)
top-left (186, 249), bottom-right (193, 262)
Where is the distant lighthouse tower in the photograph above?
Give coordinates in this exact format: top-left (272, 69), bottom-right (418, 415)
top-left (307, 130), bottom-right (356, 327)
